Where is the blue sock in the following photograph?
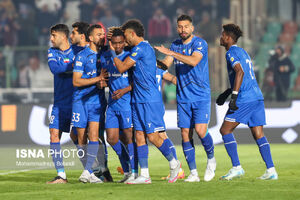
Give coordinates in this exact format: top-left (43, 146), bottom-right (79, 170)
top-left (200, 132), bottom-right (214, 159)
top-left (137, 144), bottom-right (148, 169)
top-left (165, 138), bottom-right (177, 160)
top-left (73, 140), bottom-right (86, 168)
top-left (256, 137), bottom-right (274, 169)
top-left (50, 142), bottom-right (64, 173)
top-left (112, 141), bottom-right (130, 173)
top-left (127, 142), bottom-right (138, 173)
top-left (223, 133), bottom-right (240, 167)
top-left (85, 141), bottom-right (99, 173)
top-left (158, 139), bottom-right (174, 161)
top-left (182, 141), bottom-right (196, 171)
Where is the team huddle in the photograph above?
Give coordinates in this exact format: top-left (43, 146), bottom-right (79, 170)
top-left (46, 14), bottom-right (278, 184)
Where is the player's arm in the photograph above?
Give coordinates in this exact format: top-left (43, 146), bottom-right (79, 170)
top-left (73, 68), bottom-right (108, 87)
top-left (155, 45), bottom-right (202, 67)
top-left (112, 85), bottom-right (132, 100)
top-left (109, 41), bottom-right (135, 73)
top-left (157, 55), bottom-right (174, 70)
top-left (162, 72), bottom-right (177, 85)
top-left (48, 50), bottom-right (73, 74)
top-left (229, 63), bottom-right (244, 110)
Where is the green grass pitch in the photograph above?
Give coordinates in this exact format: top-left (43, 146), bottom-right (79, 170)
top-left (0, 144), bottom-right (299, 200)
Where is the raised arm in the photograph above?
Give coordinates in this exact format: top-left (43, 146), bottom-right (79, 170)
top-left (155, 45), bottom-right (202, 67)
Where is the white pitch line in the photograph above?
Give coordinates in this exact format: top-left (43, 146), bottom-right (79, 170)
top-left (0, 167), bottom-right (48, 175)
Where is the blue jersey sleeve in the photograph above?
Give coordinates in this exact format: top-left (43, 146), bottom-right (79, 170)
top-left (129, 46), bottom-right (143, 62)
top-left (48, 48), bottom-right (73, 74)
top-left (226, 51), bottom-right (241, 69)
top-left (192, 39), bottom-right (207, 57)
top-left (73, 54), bottom-right (85, 73)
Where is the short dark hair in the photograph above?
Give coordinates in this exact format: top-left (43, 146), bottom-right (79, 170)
top-left (87, 24), bottom-right (103, 41)
top-left (223, 23), bottom-right (243, 42)
top-left (177, 14), bottom-right (193, 23)
top-left (50, 24), bottom-right (69, 37)
top-left (112, 28), bottom-right (124, 38)
top-left (121, 19), bottom-right (144, 37)
top-left (72, 21), bottom-right (90, 39)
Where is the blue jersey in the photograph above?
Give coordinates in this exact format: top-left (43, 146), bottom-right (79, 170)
top-left (156, 68), bottom-right (167, 92)
top-left (129, 41), bottom-right (162, 103)
top-left (170, 36), bottom-right (211, 103)
top-left (226, 45), bottom-right (264, 103)
top-left (100, 50), bottom-right (131, 111)
top-left (48, 45), bottom-right (83, 106)
top-left (73, 47), bottom-right (105, 104)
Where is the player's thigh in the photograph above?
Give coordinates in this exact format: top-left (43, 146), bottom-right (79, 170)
top-left (50, 106), bottom-right (72, 133)
top-left (177, 102), bottom-right (193, 128)
top-left (248, 100), bottom-right (266, 128)
top-left (86, 104), bottom-right (101, 124)
top-left (72, 103), bottom-right (88, 128)
top-left (118, 110), bottom-right (133, 130)
top-left (224, 101), bottom-right (257, 126)
top-left (192, 100), bottom-right (211, 125)
top-left (144, 102), bottom-right (166, 134)
top-left (220, 120), bottom-right (240, 135)
top-left (131, 103), bottom-right (144, 132)
top-left (105, 107), bottom-right (119, 129)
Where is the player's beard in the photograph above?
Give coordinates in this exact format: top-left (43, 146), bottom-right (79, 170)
top-left (179, 32), bottom-right (192, 41)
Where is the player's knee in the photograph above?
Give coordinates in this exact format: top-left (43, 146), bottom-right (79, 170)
top-left (220, 127), bottom-right (229, 135)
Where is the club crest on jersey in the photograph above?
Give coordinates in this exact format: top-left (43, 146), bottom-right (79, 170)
top-left (64, 58), bottom-right (70, 63)
top-left (230, 57), bottom-right (234, 62)
top-left (131, 52), bottom-right (137, 57)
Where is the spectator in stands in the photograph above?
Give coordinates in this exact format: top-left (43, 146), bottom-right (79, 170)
top-left (293, 71), bottom-right (300, 91)
top-left (78, 0), bottom-right (94, 23)
top-left (0, 52), bottom-right (6, 88)
top-left (28, 55), bottom-right (52, 88)
top-left (18, 60), bottom-right (30, 88)
top-left (36, 4), bottom-right (57, 45)
top-left (100, 10), bottom-right (120, 28)
top-left (148, 8), bottom-right (172, 43)
top-left (270, 45), bottom-right (295, 101)
top-left (196, 11), bottom-right (217, 44)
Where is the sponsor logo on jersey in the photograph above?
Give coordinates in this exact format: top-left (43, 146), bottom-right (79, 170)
top-left (76, 61), bottom-right (82, 66)
top-left (131, 52), bottom-right (137, 57)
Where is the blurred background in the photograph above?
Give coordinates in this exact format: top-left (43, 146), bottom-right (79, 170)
top-left (0, 0), bottom-right (299, 145)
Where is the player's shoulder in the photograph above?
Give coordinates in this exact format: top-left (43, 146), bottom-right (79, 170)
top-left (171, 39), bottom-right (182, 46)
top-left (48, 47), bottom-right (59, 54)
top-left (192, 36), bottom-right (207, 47)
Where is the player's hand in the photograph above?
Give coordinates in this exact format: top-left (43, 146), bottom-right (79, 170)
top-left (229, 94), bottom-right (238, 111)
top-left (99, 68), bottom-right (109, 81)
top-left (112, 88), bottom-right (126, 100)
top-left (216, 88), bottom-right (232, 105)
top-left (156, 59), bottom-right (168, 70)
top-left (154, 45), bottom-right (174, 56)
top-left (109, 40), bottom-right (115, 51)
top-left (107, 26), bottom-right (120, 41)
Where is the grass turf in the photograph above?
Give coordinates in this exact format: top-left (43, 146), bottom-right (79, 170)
top-left (0, 144), bottom-right (299, 200)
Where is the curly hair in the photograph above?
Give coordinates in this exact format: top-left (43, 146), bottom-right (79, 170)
top-left (223, 23), bottom-right (243, 42)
